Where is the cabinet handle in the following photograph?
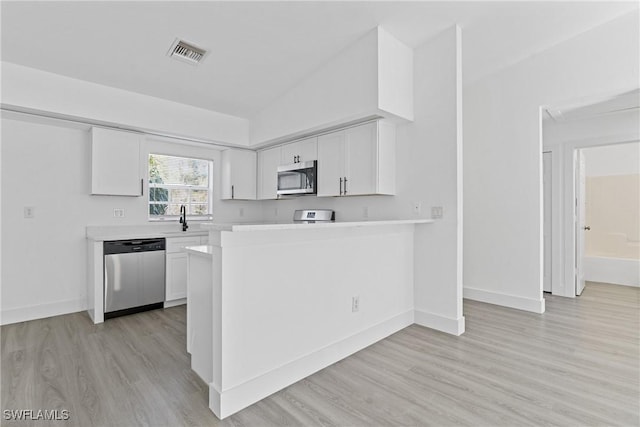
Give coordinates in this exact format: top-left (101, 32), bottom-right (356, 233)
top-left (344, 177), bottom-right (348, 195)
top-left (339, 177), bottom-right (343, 196)
top-left (141, 179), bottom-right (144, 196)
top-left (232, 185), bottom-right (235, 199)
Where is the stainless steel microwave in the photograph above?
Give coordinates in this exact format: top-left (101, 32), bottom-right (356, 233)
top-left (277, 160), bottom-right (317, 196)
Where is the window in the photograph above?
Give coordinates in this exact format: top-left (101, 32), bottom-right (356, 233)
top-left (148, 153), bottom-right (212, 219)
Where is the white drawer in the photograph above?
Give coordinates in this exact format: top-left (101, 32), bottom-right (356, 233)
top-left (166, 237), bottom-right (202, 253)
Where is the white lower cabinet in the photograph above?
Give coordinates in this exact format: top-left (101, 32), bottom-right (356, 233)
top-left (166, 252), bottom-right (189, 301)
top-left (165, 235), bottom-right (208, 303)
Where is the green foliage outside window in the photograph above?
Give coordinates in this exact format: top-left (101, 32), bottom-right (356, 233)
top-left (148, 154), bottom-right (211, 218)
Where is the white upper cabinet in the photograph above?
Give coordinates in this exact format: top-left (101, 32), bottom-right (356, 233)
top-left (317, 121), bottom-right (396, 197)
top-left (257, 146), bottom-right (281, 200)
top-left (317, 132), bottom-right (345, 197)
top-left (280, 137), bottom-right (317, 164)
top-left (221, 149), bottom-right (257, 200)
top-left (91, 127), bottom-right (143, 196)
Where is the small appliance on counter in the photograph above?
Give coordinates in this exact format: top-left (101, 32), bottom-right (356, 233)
top-left (277, 160), bottom-right (317, 196)
top-left (293, 209), bottom-right (335, 223)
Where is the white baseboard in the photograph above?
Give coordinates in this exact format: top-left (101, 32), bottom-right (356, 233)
top-left (1, 298), bottom-right (86, 325)
top-left (584, 257), bottom-right (639, 287)
top-left (164, 298), bottom-right (187, 308)
top-left (414, 309), bottom-right (465, 336)
top-left (464, 287), bottom-right (545, 314)
top-left (209, 310), bottom-right (414, 419)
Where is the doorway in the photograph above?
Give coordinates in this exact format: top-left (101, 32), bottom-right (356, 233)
top-left (576, 143), bottom-right (640, 292)
top-left (541, 89), bottom-right (640, 298)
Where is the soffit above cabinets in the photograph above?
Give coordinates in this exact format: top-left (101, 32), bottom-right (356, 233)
top-left (2, 2), bottom-right (636, 119)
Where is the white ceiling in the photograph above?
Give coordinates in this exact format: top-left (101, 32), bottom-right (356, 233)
top-left (1, 1), bottom-right (637, 119)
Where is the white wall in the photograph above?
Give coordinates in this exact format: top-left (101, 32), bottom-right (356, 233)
top-left (249, 28), bottom-right (378, 146)
top-left (261, 26), bottom-right (464, 334)
top-left (0, 115), bottom-right (262, 323)
top-left (250, 27), bottom-right (414, 146)
top-left (584, 141), bottom-right (640, 176)
top-left (1, 62), bottom-right (250, 146)
top-left (464, 10), bottom-right (639, 309)
top-left (1, 24), bottom-right (461, 331)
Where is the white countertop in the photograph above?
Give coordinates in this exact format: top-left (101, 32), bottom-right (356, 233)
top-left (86, 223), bottom-right (209, 241)
top-left (201, 219), bottom-right (434, 232)
top-left (87, 219), bottom-right (434, 239)
top-left (184, 245), bottom-right (215, 257)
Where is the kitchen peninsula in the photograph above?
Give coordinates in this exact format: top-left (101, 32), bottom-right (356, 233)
top-left (185, 218), bottom-right (432, 419)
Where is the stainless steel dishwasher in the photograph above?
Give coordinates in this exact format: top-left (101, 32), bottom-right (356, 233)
top-left (104, 238), bottom-right (165, 319)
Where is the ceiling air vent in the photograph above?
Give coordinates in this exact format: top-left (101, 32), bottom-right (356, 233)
top-left (167, 39), bottom-right (207, 65)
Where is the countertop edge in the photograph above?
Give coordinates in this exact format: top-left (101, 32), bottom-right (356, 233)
top-left (184, 245), bottom-right (215, 257)
top-left (86, 230), bottom-right (209, 241)
top-left (201, 219), bottom-right (434, 232)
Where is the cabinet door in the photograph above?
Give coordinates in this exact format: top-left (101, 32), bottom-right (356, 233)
top-left (221, 149), bottom-right (257, 200)
top-left (344, 122), bottom-right (377, 196)
top-left (166, 252), bottom-right (188, 301)
top-left (91, 127), bottom-right (142, 196)
top-left (280, 142), bottom-right (299, 165)
top-left (281, 137), bottom-right (317, 164)
top-left (257, 146), bottom-right (281, 200)
top-left (297, 137), bottom-right (318, 162)
top-left (317, 131), bottom-right (345, 197)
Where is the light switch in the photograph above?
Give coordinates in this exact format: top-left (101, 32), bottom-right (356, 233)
top-left (412, 202), bottom-right (421, 215)
top-left (431, 206), bottom-right (443, 219)
top-left (24, 207), bottom-right (35, 219)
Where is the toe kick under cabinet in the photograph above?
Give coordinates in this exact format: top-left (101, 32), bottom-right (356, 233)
top-left (165, 235), bottom-right (209, 304)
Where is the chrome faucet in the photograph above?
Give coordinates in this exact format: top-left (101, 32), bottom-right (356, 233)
top-left (179, 205), bottom-right (189, 232)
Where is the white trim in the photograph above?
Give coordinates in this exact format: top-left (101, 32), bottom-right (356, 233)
top-left (584, 257), bottom-right (640, 287)
top-left (464, 287), bottom-right (546, 314)
top-left (164, 298), bottom-right (187, 308)
top-left (1, 298), bottom-right (86, 325)
top-left (543, 134), bottom-right (640, 298)
top-left (209, 310), bottom-right (414, 419)
top-left (414, 309), bottom-right (465, 336)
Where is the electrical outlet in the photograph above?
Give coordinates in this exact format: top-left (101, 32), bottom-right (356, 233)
top-left (113, 208), bottom-right (125, 218)
top-left (274, 208), bottom-right (279, 217)
top-left (363, 206), bottom-right (369, 218)
top-left (352, 296), bottom-right (360, 313)
top-left (431, 206), bottom-right (443, 219)
top-left (412, 202), bottom-right (422, 215)
top-left (239, 207), bottom-right (244, 217)
top-left (24, 207), bottom-right (35, 219)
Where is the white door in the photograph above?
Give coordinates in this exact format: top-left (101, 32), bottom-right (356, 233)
top-left (543, 152), bottom-right (552, 293)
top-left (317, 131), bottom-right (345, 197)
top-left (575, 149), bottom-right (587, 296)
top-left (344, 122), bottom-right (377, 196)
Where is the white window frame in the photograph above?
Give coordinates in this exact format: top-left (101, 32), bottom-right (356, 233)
top-left (148, 153), bottom-right (213, 221)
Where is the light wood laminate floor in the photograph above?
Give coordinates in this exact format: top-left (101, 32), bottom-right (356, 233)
top-left (2, 281), bottom-right (638, 426)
